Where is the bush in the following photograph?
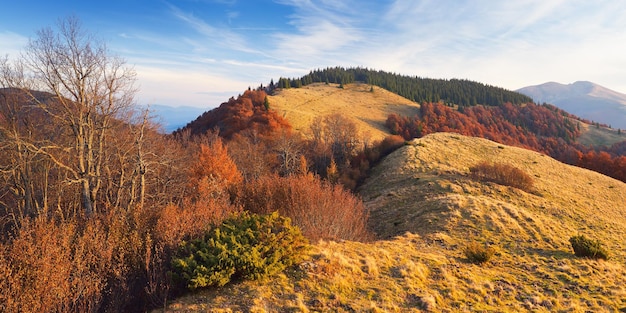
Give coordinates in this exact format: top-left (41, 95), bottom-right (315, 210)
top-left (469, 161), bottom-right (534, 192)
top-left (171, 211), bottom-right (309, 290)
top-left (464, 242), bottom-right (495, 264)
top-left (237, 174), bottom-right (372, 242)
top-left (569, 235), bottom-right (609, 260)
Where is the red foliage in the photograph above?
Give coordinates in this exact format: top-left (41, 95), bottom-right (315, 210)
top-left (174, 90), bottom-right (291, 140)
top-left (387, 102), bottom-right (626, 183)
top-left (236, 174), bottom-right (372, 242)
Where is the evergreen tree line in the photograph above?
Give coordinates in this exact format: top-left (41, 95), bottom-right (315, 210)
top-left (273, 67), bottom-right (532, 106)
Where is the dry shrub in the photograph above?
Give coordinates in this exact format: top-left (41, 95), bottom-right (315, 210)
top-left (463, 242), bottom-right (495, 264)
top-left (0, 200), bottom-right (231, 313)
top-left (469, 161), bottom-right (534, 192)
top-left (155, 199), bottom-right (237, 250)
top-left (338, 135), bottom-right (406, 190)
top-left (378, 134), bottom-right (406, 156)
top-left (0, 217), bottom-right (111, 313)
top-left (237, 174), bottom-right (372, 242)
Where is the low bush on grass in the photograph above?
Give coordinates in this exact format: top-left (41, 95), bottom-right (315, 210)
top-left (469, 161), bottom-right (534, 192)
top-left (464, 242), bottom-right (495, 264)
top-left (570, 235), bottom-right (609, 260)
top-left (237, 174), bottom-right (372, 242)
top-left (171, 211), bottom-right (309, 290)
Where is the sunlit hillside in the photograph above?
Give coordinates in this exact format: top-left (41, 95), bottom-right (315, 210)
top-left (268, 82), bottom-right (420, 141)
top-left (164, 132), bottom-right (626, 312)
top-left (577, 122), bottom-right (626, 147)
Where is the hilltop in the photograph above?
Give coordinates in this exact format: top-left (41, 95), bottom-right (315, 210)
top-left (268, 82), bottom-right (420, 141)
top-left (164, 133), bottom-right (626, 312)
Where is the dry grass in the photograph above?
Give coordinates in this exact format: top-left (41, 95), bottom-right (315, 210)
top-left (268, 82), bottom-right (420, 141)
top-left (577, 121), bottom-right (626, 147)
top-left (161, 133), bottom-right (626, 312)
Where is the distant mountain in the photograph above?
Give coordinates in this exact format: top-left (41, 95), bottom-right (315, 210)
top-left (140, 104), bottom-right (207, 133)
top-left (517, 81), bottom-right (626, 129)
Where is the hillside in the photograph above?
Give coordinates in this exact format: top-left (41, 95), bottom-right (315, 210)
top-left (517, 81), bottom-right (626, 130)
top-left (282, 67), bottom-right (533, 106)
top-left (268, 82), bottom-right (420, 141)
top-left (577, 122), bottom-right (626, 147)
top-left (163, 133), bottom-right (626, 312)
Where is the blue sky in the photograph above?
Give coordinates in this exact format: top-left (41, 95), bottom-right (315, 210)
top-left (1, 0), bottom-right (626, 108)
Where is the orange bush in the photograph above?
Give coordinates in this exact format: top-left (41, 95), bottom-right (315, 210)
top-left (237, 174), bottom-right (372, 242)
top-left (0, 218), bottom-right (111, 312)
top-left (469, 161), bottom-right (534, 192)
top-left (188, 140), bottom-right (242, 194)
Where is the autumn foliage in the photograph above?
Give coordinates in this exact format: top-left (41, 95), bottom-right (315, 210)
top-left (469, 161), bottom-right (535, 193)
top-left (387, 102), bottom-right (626, 183)
top-left (174, 90), bottom-right (291, 140)
top-left (236, 174), bottom-right (372, 242)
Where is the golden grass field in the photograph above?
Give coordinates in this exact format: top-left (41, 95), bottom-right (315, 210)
top-left (267, 82), bottom-right (420, 141)
top-left (162, 84), bottom-right (626, 312)
top-left (164, 132), bottom-right (626, 312)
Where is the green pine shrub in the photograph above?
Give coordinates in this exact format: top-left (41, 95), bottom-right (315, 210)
top-left (569, 235), bottom-right (609, 260)
top-left (171, 211), bottom-right (309, 290)
top-left (464, 242), bottom-right (495, 264)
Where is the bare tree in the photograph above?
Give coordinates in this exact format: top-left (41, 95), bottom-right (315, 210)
top-left (309, 114), bottom-right (360, 175)
top-left (0, 17), bottom-right (137, 216)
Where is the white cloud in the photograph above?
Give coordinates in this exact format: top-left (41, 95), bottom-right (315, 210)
top-left (0, 31), bottom-right (28, 59)
top-left (120, 0), bottom-right (626, 105)
top-left (134, 64), bottom-right (247, 107)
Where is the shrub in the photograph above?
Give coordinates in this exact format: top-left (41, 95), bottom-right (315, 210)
top-left (237, 174), bottom-right (372, 242)
top-left (171, 211), bottom-right (309, 290)
top-left (469, 161), bottom-right (534, 192)
top-left (464, 242), bottom-right (495, 264)
top-left (569, 235), bottom-right (609, 260)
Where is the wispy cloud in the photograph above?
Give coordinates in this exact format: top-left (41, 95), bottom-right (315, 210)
top-left (0, 31), bottom-right (29, 59)
top-left (167, 3), bottom-right (265, 56)
top-left (113, 0), bottom-right (626, 106)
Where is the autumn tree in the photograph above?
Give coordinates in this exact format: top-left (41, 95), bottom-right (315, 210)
top-left (309, 113), bottom-right (360, 175)
top-left (188, 137), bottom-right (243, 200)
top-left (0, 17), bottom-right (137, 216)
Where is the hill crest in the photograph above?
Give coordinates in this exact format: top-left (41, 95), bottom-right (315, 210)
top-left (165, 132), bottom-right (626, 312)
top-left (268, 82), bottom-right (420, 141)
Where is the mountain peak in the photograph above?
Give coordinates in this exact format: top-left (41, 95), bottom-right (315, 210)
top-left (517, 81), bottom-right (626, 129)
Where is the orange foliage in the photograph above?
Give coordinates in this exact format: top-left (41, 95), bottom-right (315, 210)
top-left (174, 90), bottom-right (291, 140)
top-left (188, 139), bottom-right (243, 195)
top-left (237, 174), bottom-right (372, 242)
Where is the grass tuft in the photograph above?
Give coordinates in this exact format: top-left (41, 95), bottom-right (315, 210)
top-left (463, 242), bottom-right (495, 265)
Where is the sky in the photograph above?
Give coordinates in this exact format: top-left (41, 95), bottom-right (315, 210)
top-left (1, 0), bottom-right (625, 109)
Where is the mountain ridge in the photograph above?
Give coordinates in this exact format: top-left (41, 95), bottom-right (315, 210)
top-left (517, 81), bottom-right (626, 129)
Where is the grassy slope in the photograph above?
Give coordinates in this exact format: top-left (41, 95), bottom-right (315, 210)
top-left (577, 122), bottom-right (626, 147)
top-left (164, 132), bottom-right (626, 312)
top-left (267, 82), bottom-right (420, 141)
